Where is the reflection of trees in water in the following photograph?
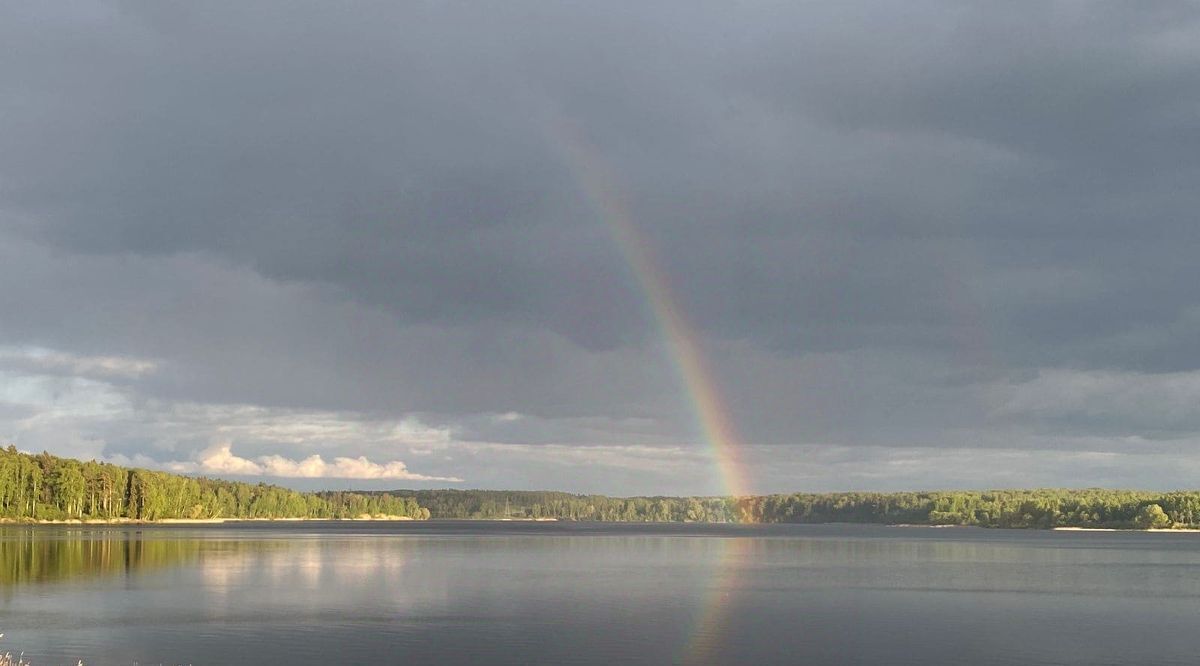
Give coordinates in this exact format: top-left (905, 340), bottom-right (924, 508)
top-left (0, 530), bottom-right (208, 588)
top-left (0, 531), bottom-right (414, 594)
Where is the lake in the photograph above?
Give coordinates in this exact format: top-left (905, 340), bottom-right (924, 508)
top-left (1, 522), bottom-right (1198, 665)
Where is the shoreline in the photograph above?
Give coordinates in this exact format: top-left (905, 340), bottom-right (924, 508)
top-left (0, 515), bottom-right (417, 525)
top-left (5, 519), bottom-right (1195, 530)
top-left (1052, 526), bottom-right (1200, 533)
top-left (891, 524), bottom-right (1200, 533)
top-left (0, 516), bottom-right (563, 525)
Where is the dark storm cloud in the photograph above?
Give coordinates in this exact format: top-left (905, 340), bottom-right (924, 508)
top-left (3, 1), bottom-right (1200, 491)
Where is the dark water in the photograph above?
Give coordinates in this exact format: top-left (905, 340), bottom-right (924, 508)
top-left (2, 522), bottom-right (1199, 665)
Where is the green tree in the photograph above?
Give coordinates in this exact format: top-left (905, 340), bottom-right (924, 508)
top-left (1135, 503), bottom-right (1171, 529)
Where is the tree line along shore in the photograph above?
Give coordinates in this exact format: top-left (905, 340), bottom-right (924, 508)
top-left (1, 447), bottom-right (1198, 529)
top-left (381, 488), bottom-right (1191, 529)
top-left (0, 447), bottom-right (428, 522)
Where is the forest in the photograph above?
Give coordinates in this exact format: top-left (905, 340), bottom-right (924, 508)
top-left (4, 447), bottom-right (1198, 529)
top-left (0, 447), bottom-right (428, 521)
top-left (385, 488), bottom-right (1198, 529)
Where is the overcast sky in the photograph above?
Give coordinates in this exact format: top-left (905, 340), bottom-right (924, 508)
top-left (3, 1), bottom-right (1200, 494)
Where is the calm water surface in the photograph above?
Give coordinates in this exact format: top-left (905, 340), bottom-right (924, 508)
top-left (1, 522), bottom-right (1198, 665)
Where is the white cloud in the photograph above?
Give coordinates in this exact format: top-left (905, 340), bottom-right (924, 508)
top-left (0, 349), bottom-right (464, 482)
top-left (195, 442), bottom-right (269, 476)
top-left (182, 442), bottom-right (463, 481)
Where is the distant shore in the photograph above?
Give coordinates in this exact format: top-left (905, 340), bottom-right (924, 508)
top-left (892, 523), bottom-right (1200, 535)
top-left (888, 524), bottom-right (1200, 533)
top-left (1052, 526), bottom-right (1200, 533)
top-left (0, 515), bottom-right (569, 525)
top-left (0, 514), bottom-right (417, 525)
top-left (9, 520), bottom-right (1200, 532)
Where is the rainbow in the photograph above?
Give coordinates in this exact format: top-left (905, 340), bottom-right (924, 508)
top-left (547, 115), bottom-right (751, 499)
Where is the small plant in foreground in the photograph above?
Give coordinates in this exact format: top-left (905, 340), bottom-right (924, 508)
top-left (0, 635), bottom-right (80, 666)
top-left (0, 634), bottom-right (28, 666)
